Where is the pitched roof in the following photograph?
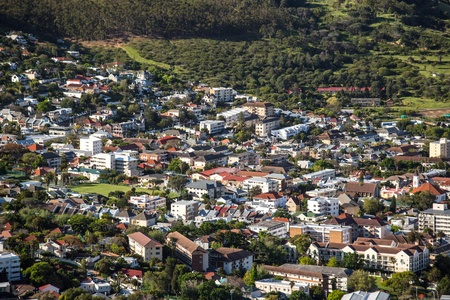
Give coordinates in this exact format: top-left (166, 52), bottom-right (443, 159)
top-left (213, 247), bottom-right (253, 262)
top-left (167, 231), bottom-right (208, 254)
top-left (27, 143), bottom-right (45, 151)
top-left (128, 232), bottom-right (162, 247)
top-left (346, 182), bottom-right (378, 194)
top-left (411, 182), bottom-right (446, 196)
top-left (120, 268), bottom-right (143, 278)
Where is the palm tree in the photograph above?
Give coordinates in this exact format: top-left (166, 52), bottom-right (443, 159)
top-left (44, 172), bottom-right (55, 190)
top-left (437, 231), bottom-right (445, 244)
top-left (53, 173), bottom-right (58, 187)
top-left (61, 173), bottom-right (70, 186)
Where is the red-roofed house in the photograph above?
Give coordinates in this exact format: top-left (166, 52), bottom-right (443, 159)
top-left (158, 136), bottom-right (180, 145)
top-left (120, 268), bottom-right (143, 279)
top-left (39, 284), bottom-right (60, 294)
top-left (411, 183), bottom-right (446, 202)
top-left (27, 143), bottom-right (46, 154)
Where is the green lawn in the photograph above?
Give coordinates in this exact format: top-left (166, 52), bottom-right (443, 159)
top-left (68, 183), bottom-right (179, 197)
top-left (121, 45), bottom-right (184, 74)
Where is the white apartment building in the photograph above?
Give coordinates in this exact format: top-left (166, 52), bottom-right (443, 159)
top-left (217, 108), bottom-right (249, 128)
top-left (430, 138), bottom-right (450, 158)
top-left (80, 279), bottom-right (111, 295)
top-left (243, 177), bottom-right (279, 193)
top-left (0, 252), bottom-right (21, 281)
top-left (289, 224), bottom-right (352, 244)
top-left (199, 120), bottom-right (225, 135)
top-left (79, 135), bottom-right (102, 155)
top-left (271, 124), bottom-right (309, 140)
top-left (115, 153), bottom-right (139, 176)
top-left (171, 200), bottom-right (199, 221)
top-left (210, 87), bottom-right (235, 102)
top-left (185, 180), bottom-right (225, 200)
top-left (249, 220), bottom-right (289, 238)
top-left (303, 169), bottom-right (336, 181)
top-left (128, 195), bottom-right (166, 210)
top-left (419, 203), bottom-right (450, 235)
top-left (306, 188), bottom-right (337, 198)
top-left (308, 197), bottom-right (339, 216)
top-left (128, 232), bottom-right (163, 262)
top-left (255, 279), bottom-right (309, 296)
top-left (210, 247), bottom-right (254, 274)
top-left (308, 242), bottom-right (429, 273)
top-left (255, 117), bottom-right (281, 137)
top-left (91, 153), bottom-right (115, 170)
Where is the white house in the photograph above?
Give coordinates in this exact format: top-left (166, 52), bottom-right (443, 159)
top-left (308, 197), bottom-right (339, 216)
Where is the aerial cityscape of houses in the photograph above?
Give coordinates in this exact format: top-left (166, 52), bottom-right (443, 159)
top-left (0, 30), bottom-right (450, 300)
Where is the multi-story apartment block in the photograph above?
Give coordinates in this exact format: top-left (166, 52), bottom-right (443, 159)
top-left (325, 215), bottom-right (390, 241)
top-left (0, 252), bottom-right (21, 281)
top-left (210, 87), bottom-right (234, 102)
top-left (139, 149), bottom-right (169, 163)
top-left (430, 138), bottom-right (450, 158)
top-left (255, 117), bottom-right (281, 136)
top-left (209, 247), bottom-right (253, 274)
top-left (419, 203), bottom-right (450, 235)
top-left (217, 108), bottom-right (249, 128)
top-left (80, 135), bottom-right (102, 155)
top-left (199, 120), bottom-right (225, 135)
top-left (308, 242), bottom-right (429, 273)
top-left (41, 152), bottom-right (62, 169)
top-left (167, 231), bottom-right (209, 272)
top-left (249, 220), bottom-right (289, 238)
top-left (228, 152), bottom-right (260, 166)
top-left (91, 153), bottom-right (115, 170)
top-left (243, 177), bottom-right (279, 193)
top-left (265, 264), bottom-right (353, 292)
top-left (271, 124), bottom-right (309, 140)
top-left (303, 169), bottom-right (336, 181)
top-left (242, 102), bottom-right (275, 118)
top-left (253, 192), bottom-right (287, 209)
top-left (185, 180), bottom-right (225, 200)
top-left (289, 224), bottom-right (352, 244)
top-left (308, 197), bottom-right (340, 216)
top-left (115, 153), bottom-right (139, 176)
top-left (127, 232), bottom-right (163, 262)
top-left (171, 200), bottom-right (199, 221)
top-left (128, 195), bottom-right (166, 210)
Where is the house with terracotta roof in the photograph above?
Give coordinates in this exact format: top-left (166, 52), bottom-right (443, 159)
top-left (166, 231), bottom-right (209, 272)
top-left (26, 143), bottom-right (46, 154)
top-left (252, 192), bottom-right (287, 208)
top-left (410, 182), bottom-right (446, 202)
top-left (209, 247), bottom-right (253, 274)
top-left (128, 232), bottom-right (163, 262)
top-left (345, 182), bottom-right (380, 198)
top-left (325, 214), bottom-right (390, 241)
top-left (39, 284), bottom-right (59, 294)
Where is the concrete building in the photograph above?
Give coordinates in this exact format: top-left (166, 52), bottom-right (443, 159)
top-left (185, 180), bottom-right (225, 200)
top-left (255, 279), bottom-right (309, 297)
top-left (242, 102), bottom-right (275, 118)
top-left (41, 152), bottom-right (62, 169)
top-left (342, 291), bottom-right (389, 300)
top-left (271, 124), bottom-right (309, 140)
top-left (228, 152), bottom-right (260, 166)
top-left (167, 231), bottom-right (209, 272)
top-left (217, 108), bottom-right (249, 128)
top-left (209, 247), bottom-right (253, 274)
top-left (210, 87), bottom-right (234, 102)
top-left (249, 220), bottom-right (288, 238)
top-left (131, 212), bottom-right (156, 227)
top-left (325, 215), bottom-right (390, 241)
top-left (115, 153), bottom-right (139, 176)
top-left (91, 153), bottom-right (115, 170)
top-left (128, 232), bottom-right (163, 262)
top-left (350, 98), bottom-right (381, 107)
top-left (430, 138), bottom-right (450, 158)
top-left (289, 224), bottom-right (352, 243)
top-left (171, 200), bottom-right (199, 221)
top-left (303, 169), bottom-right (336, 181)
top-left (308, 242), bottom-right (429, 273)
top-left (79, 136), bottom-right (102, 155)
top-left (265, 264), bottom-right (353, 292)
top-left (199, 120), bottom-right (225, 135)
top-left (243, 177), bottom-right (279, 193)
top-left (128, 195), bottom-right (166, 210)
top-left (255, 117), bottom-right (281, 136)
top-left (0, 252), bottom-right (21, 281)
top-left (308, 197), bottom-right (340, 216)
top-left (419, 203), bottom-right (450, 235)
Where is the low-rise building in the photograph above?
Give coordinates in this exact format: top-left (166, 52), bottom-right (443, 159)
top-left (255, 279), bottom-right (309, 296)
top-left (209, 247), bottom-right (253, 274)
top-left (128, 195), bottom-right (166, 210)
top-left (167, 231), bottom-right (209, 272)
top-left (199, 120), bottom-right (225, 135)
top-left (271, 124), bottom-right (309, 140)
top-left (249, 220), bottom-right (288, 238)
top-left (171, 200), bottom-right (199, 221)
top-left (186, 180), bottom-right (225, 200)
top-left (419, 203), bottom-right (450, 235)
top-left (289, 224), bottom-right (352, 243)
top-left (303, 169), bottom-right (336, 181)
top-left (255, 117), bottom-right (280, 136)
top-left (128, 232), bottom-right (163, 262)
top-left (243, 177), bottom-right (279, 193)
top-left (308, 197), bottom-right (339, 216)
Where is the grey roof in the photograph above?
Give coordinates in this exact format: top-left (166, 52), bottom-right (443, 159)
top-left (342, 291), bottom-right (390, 300)
top-left (116, 209), bottom-right (136, 218)
top-left (420, 208), bottom-right (450, 216)
top-left (186, 180), bottom-right (224, 190)
top-left (279, 263), bottom-right (353, 278)
top-left (133, 212), bottom-right (155, 221)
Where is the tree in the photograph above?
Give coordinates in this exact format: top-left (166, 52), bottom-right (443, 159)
top-left (309, 285), bottom-right (325, 300)
top-left (22, 153), bottom-right (37, 165)
top-left (327, 290), bottom-right (346, 300)
top-left (341, 253), bottom-right (364, 270)
top-left (299, 256), bottom-right (316, 265)
top-left (390, 197), bottom-right (396, 213)
top-left (36, 100), bottom-right (53, 113)
top-left (382, 271), bottom-right (417, 296)
top-left (23, 262), bottom-right (53, 286)
top-left (290, 290), bottom-right (312, 300)
top-left (95, 258), bottom-right (114, 276)
top-left (43, 172), bottom-right (55, 190)
top-left (59, 288), bottom-right (90, 300)
top-left (347, 270), bottom-right (376, 292)
top-left (168, 158), bottom-right (189, 174)
top-left (69, 214), bottom-right (94, 233)
top-left (168, 175), bottom-right (189, 193)
top-left (363, 198), bottom-right (383, 215)
top-left (438, 275), bottom-right (450, 297)
top-left (32, 155), bottom-right (47, 169)
top-left (326, 257), bottom-right (340, 267)
top-left (249, 186), bottom-right (262, 198)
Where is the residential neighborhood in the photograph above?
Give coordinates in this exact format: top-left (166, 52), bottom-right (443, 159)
top-left (0, 30), bottom-right (449, 300)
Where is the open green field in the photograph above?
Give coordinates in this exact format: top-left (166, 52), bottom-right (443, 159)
top-left (68, 183), bottom-right (179, 197)
top-left (121, 44), bottom-right (184, 74)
